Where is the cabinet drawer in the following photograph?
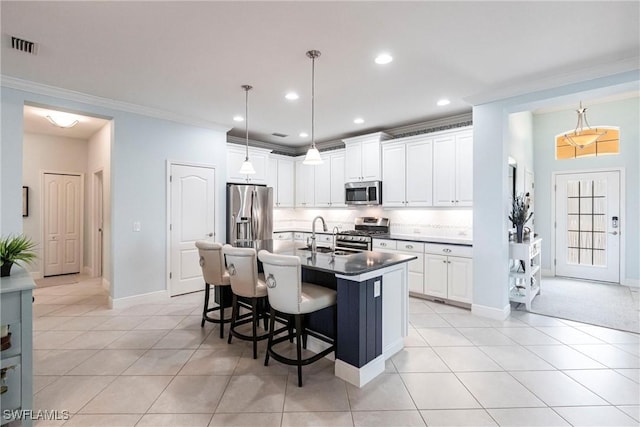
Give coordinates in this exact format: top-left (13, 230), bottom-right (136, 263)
top-left (273, 232), bottom-right (292, 240)
top-left (397, 241), bottom-right (424, 253)
top-left (372, 239), bottom-right (396, 250)
top-left (424, 243), bottom-right (472, 258)
top-left (293, 232), bottom-right (306, 241)
top-left (317, 234), bottom-right (333, 244)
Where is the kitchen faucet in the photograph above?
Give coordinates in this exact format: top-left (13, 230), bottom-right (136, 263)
top-left (310, 216), bottom-right (328, 254)
top-left (331, 226), bottom-right (340, 251)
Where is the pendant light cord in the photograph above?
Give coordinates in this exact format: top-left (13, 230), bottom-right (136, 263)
top-left (245, 86), bottom-right (250, 161)
top-left (311, 54), bottom-right (315, 150)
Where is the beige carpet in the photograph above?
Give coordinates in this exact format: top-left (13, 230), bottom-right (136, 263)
top-left (524, 277), bottom-right (640, 333)
top-left (35, 274), bottom-right (79, 288)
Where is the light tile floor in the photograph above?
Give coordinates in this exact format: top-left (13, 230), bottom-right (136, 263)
top-left (28, 277), bottom-right (639, 426)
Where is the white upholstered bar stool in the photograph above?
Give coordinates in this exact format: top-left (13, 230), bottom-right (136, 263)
top-left (196, 241), bottom-right (231, 339)
top-left (257, 250), bottom-right (337, 387)
top-left (222, 245), bottom-right (270, 359)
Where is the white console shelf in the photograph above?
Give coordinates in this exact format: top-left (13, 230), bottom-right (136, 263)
top-left (509, 237), bottom-right (542, 310)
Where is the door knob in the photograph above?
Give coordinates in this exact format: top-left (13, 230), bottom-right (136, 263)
top-left (206, 232), bottom-right (213, 237)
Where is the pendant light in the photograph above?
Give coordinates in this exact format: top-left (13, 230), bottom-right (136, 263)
top-left (238, 84), bottom-right (256, 175)
top-left (303, 50), bottom-right (323, 165)
top-left (559, 101), bottom-right (606, 148)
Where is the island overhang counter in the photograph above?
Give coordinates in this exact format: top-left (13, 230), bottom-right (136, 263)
top-left (233, 239), bottom-right (416, 387)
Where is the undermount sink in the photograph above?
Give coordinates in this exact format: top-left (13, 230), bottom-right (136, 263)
top-left (297, 246), bottom-right (334, 253)
top-left (296, 246), bottom-right (360, 256)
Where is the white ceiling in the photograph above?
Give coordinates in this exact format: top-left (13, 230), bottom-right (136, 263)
top-left (3, 2), bottom-right (639, 146)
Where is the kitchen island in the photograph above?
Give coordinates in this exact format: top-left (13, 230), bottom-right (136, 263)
top-left (233, 239), bottom-right (416, 387)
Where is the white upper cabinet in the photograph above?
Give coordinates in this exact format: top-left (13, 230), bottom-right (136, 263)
top-left (343, 132), bottom-right (391, 182)
top-left (295, 157), bottom-right (315, 207)
top-left (433, 128), bottom-right (473, 207)
top-left (227, 144), bottom-right (271, 184)
top-left (268, 155), bottom-right (294, 208)
top-left (315, 150), bottom-right (345, 207)
top-left (382, 136), bottom-right (433, 207)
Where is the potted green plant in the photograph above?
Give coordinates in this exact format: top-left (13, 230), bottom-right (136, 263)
top-left (509, 193), bottom-right (533, 243)
top-left (0, 234), bottom-right (37, 277)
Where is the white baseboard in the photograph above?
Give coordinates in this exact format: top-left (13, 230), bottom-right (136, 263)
top-left (30, 270), bottom-right (43, 280)
top-left (83, 266), bottom-right (93, 276)
top-left (542, 268), bottom-right (553, 277)
top-left (111, 289), bottom-right (169, 309)
top-left (623, 278), bottom-right (639, 288)
top-left (335, 355), bottom-right (385, 388)
top-left (471, 303), bottom-right (510, 320)
top-left (383, 338), bottom-right (404, 360)
top-left (305, 336), bottom-right (335, 361)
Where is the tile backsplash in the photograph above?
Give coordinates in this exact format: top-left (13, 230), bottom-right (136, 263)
top-left (273, 207), bottom-right (472, 239)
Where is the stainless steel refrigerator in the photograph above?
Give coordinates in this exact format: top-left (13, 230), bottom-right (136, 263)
top-left (226, 183), bottom-right (273, 243)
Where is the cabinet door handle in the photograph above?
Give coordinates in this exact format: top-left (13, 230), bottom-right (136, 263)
top-left (380, 242), bottom-right (386, 247)
top-left (443, 248), bottom-right (451, 253)
top-left (406, 245), bottom-right (413, 249)
top-left (443, 260), bottom-right (447, 263)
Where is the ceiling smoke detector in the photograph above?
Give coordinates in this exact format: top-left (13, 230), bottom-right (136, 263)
top-left (11, 36), bottom-right (38, 54)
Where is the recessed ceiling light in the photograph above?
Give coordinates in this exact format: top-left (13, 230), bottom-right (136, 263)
top-left (233, 115), bottom-right (244, 122)
top-left (437, 99), bottom-right (451, 106)
top-left (299, 132), bottom-right (308, 138)
top-left (353, 118), bottom-right (365, 124)
top-left (374, 53), bottom-right (393, 65)
top-left (285, 92), bottom-right (299, 100)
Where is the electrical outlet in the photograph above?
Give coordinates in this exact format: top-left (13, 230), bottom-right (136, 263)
top-left (133, 221), bottom-right (141, 232)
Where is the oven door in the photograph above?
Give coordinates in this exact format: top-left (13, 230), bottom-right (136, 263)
top-left (345, 181), bottom-right (381, 205)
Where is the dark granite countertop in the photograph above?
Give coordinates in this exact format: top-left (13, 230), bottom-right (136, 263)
top-left (232, 239), bottom-right (416, 277)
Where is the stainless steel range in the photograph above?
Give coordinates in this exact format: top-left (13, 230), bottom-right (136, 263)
top-left (335, 217), bottom-right (390, 251)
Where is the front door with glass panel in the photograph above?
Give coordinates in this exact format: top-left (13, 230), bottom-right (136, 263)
top-left (555, 171), bottom-right (620, 283)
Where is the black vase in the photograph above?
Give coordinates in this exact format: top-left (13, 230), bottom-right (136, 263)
top-left (0, 262), bottom-right (13, 277)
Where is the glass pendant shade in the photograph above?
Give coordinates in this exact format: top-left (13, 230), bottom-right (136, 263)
top-left (238, 84), bottom-right (256, 175)
top-left (303, 145), bottom-right (323, 165)
top-left (239, 159), bottom-right (256, 174)
top-left (46, 114), bottom-right (79, 128)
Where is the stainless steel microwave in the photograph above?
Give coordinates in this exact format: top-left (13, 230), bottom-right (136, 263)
top-left (345, 181), bottom-right (382, 206)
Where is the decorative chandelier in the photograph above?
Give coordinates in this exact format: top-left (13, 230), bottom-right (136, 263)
top-left (303, 50), bottom-right (323, 165)
top-left (238, 84), bottom-right (256, 175)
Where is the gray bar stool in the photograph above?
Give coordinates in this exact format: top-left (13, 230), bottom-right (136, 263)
top-left (258, 250), bottom-right (337, 387)
top-left (195, 241), bottom-right (231, 338)
top-left (222, 245), bottom-right (270, 359)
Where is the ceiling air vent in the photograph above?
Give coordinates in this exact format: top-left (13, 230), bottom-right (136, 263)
top-left (11, 36), bottom-right (38, 54)
top-left (271, 133), bottom-right (288, 138)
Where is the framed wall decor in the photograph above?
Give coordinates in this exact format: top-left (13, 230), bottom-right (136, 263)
top-left (22, 186), bottom-right (29, 217)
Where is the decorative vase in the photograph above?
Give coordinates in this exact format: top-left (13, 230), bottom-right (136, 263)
top-left (0, 262), bottom-right (13, 277)
top-left (516, 224), bottom-right (524, 243)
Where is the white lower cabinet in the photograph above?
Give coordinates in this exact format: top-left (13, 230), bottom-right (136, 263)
top-left (424, 244), bottom-right (473, 304)
top-left (374, 239), bottom-right (473, 304)
top-left (272, 232), bottom-right (293, 241)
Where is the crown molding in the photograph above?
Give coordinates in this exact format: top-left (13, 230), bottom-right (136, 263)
top-left (1, 75), bottom-right (231, 133)
top-left (227, 135), bottom-right (297, 156)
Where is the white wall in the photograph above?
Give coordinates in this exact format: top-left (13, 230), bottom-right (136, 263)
top-left (22, 132), bottom-right (89, 278)
top-left (1, 86), bottom-right (229, 302)
top-left (533, 96), bottom-right (639, 283)
top-left (87, 122), bottom-right (112, 282)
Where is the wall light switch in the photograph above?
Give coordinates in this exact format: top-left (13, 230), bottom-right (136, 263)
top-left (133, 221), bottom-right (141, 232)
top-left (374, 280), bottom-right (381, 298)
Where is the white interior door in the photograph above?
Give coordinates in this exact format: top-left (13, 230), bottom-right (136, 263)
top-left (170, 164), bottom-right (216, 296)
top-left (555, 171), bottom-right (620, 283)
top-left (44, 173), bottom-right (81, 276)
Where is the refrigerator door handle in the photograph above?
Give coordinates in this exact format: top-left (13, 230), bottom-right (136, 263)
top-left (251, 189), bottom-right (259, 240)
top-left (231, 213), bottom-right (237, 242)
